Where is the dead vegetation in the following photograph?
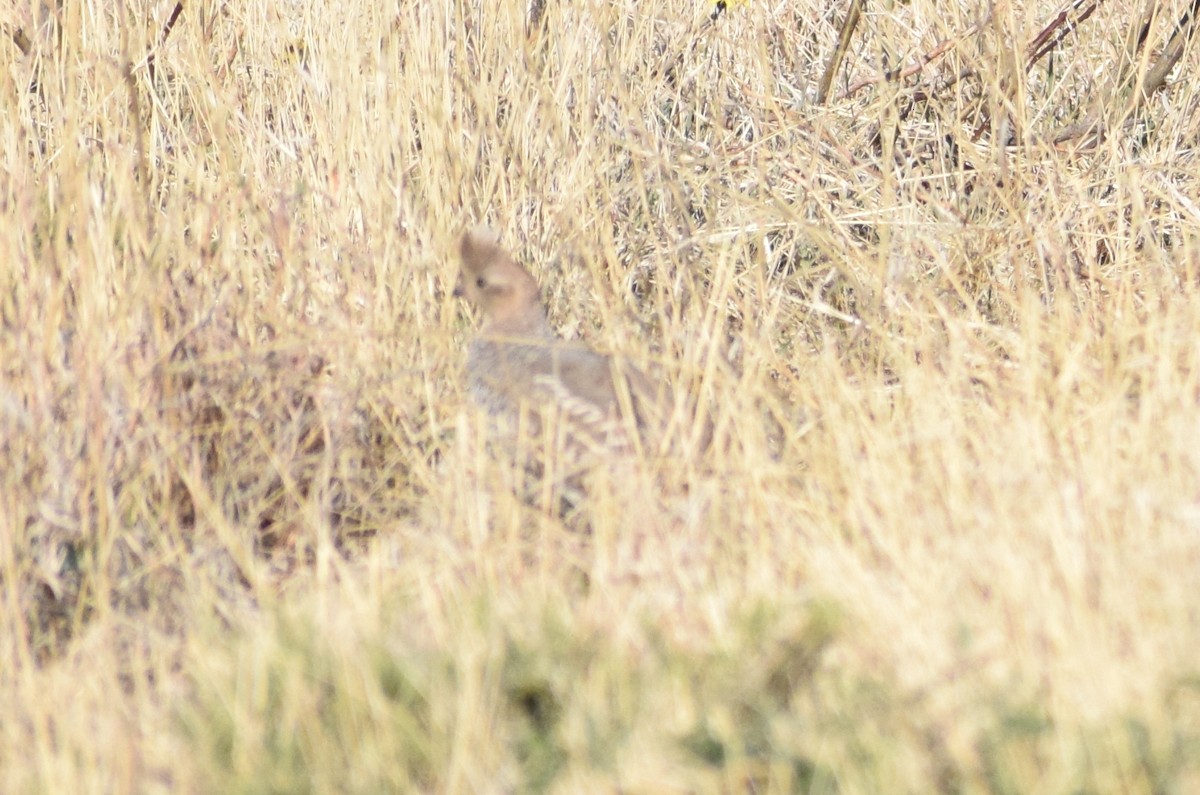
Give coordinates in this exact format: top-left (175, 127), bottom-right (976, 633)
top-left (2, 0), bottom-right (1200, 791)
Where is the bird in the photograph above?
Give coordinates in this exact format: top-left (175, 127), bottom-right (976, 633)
top-left (454, 226), bottom-right (666, 458)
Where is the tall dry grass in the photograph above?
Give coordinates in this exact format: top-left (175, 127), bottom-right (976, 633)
top-left (3, 0), bottom-right (1200, 791)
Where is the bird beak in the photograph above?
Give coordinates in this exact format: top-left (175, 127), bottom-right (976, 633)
top-left (452, 277), bottom-right (465, 298)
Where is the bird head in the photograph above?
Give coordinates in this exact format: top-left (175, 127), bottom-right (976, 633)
top-left (457, 227), bottom-right (550, 336)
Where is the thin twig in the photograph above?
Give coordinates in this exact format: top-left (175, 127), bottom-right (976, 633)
top-left (819, 0), bottom-right (867, 104)
top-left (1052, 0), bottom-right (1200, 146)
top-left (1142, 0), bottom-right (1200, 96)
top-left (146, 2), bottom-right (185, 82)
top-left (1025, 0), bottom-right (1105, 71)
top-left (836, 19), bottom-right (987, 102)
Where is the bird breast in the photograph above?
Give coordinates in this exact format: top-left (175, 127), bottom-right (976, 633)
top-left (468, 335), bottom-right (655, 453)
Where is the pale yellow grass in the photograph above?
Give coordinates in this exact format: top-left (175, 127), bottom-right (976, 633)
top-left (2, 0), bottom-right (1200, 792)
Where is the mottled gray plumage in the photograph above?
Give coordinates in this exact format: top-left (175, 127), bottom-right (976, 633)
top-left (456, 227), bottom-right (663, 454)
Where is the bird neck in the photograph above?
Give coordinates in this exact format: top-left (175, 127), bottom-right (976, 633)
top-left (484, 307), bottom-right (554, 339)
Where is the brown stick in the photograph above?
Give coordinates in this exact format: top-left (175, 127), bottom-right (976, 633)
top-left (1052, 0), bottom-right (1200, 145)
top-left (836, 20), bottom-right (987, 102)
top-left (1025, 0), bottom-right (1104, 71)
top-left (1142, 0), bottom-right (1200, 96)
top-left (1121, 0), bottom-right (1158, 67)
top-left (146, 2), bottom-right (185, 82)
top-left (833, 0), bottom-right (1104, 103)
top-left (7, 26), bottom-right (32, 56)
top-left (818, 0), bottom-right (867, 104)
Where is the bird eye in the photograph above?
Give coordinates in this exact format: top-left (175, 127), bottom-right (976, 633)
top-left (476, 276), bottom-right (486, 288)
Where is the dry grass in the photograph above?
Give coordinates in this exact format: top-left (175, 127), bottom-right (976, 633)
top-left (3, 0), bottom-right (1200, 791)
